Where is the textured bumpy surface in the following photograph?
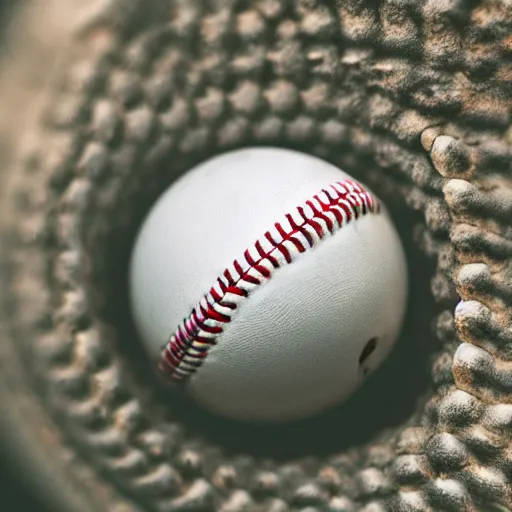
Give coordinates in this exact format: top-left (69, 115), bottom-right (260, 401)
top-left (0, 1), bottom-right (510, 511)
top-left (160, 178), bottom-right (379, 381)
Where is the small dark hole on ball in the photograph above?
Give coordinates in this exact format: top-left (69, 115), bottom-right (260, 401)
top-left (359, 337), bottom-right (378, 366)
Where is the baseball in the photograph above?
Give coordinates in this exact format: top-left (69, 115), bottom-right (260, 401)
top-left (129, 147), bottom-right (408, 422)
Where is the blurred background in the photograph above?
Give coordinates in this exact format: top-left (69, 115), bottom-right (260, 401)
top-left (0, 451), bottom-right (50, 512)
top-left (0, 2), bottom-right (49, 510)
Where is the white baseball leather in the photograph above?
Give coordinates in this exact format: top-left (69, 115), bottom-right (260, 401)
top-left (130, 147), bottom-right (408, 422)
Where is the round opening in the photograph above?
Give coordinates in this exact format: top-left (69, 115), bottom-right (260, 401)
top-left (85, 152), bottom-right (436, 460)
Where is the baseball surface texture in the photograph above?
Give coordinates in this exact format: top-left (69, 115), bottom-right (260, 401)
top-left (130, 147), bottom-right (408, 422)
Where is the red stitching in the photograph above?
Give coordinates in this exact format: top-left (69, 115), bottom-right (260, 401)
top-left (277, 240), bottom-right (292, 264)
top-left (158, 179), bottom-right (380, 381)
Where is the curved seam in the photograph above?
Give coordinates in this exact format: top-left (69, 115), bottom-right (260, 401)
top-left (159, 178), bottom-right (380, 381)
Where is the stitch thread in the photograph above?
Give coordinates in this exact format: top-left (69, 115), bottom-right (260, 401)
top-left (159, 179), bottom-right (380, 381)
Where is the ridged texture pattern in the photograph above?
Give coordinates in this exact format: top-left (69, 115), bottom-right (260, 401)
top-left (0, 0), bottom-right (510, 511)
top-left (161, 179), bottom-right (379, 380)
